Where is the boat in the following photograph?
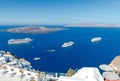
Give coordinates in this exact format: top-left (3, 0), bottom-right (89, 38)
top-left (8, 38), bottom-right (33, 44)
top-left (91, 37), bottom-right (102, 43)
top-left (33, 57), bottom-right (41, 61)
top-left (62, 41), bottom-right (74, 48)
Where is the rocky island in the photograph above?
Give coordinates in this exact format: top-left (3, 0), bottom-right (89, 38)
top-left (5, 26), bottom-right (67, 34)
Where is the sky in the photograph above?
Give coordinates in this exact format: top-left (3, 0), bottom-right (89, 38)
top-left (0, 0), bottom-right (120, 25)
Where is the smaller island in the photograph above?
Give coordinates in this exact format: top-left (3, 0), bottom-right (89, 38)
top-left (5, 26), bottom-right (67, 34)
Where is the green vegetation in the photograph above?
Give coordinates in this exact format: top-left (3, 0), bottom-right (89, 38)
top-left (65, 68), bottom-right (76, 77)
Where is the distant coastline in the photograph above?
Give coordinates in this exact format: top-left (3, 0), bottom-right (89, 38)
top-left (64, 23), bottom-right (120, 27)
top-left (1, 26), bottom-right (67, 34)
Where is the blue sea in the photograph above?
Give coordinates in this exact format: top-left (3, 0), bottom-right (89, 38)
top-left (0, 25), bottom-right (120, 73)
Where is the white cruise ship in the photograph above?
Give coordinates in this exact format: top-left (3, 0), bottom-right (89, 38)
top-left (62, 41), bottom-right (74, 48)
top-left (8, 38), bottom-right (33, 44)
top-left (91, 37), bottom-right (102, 43)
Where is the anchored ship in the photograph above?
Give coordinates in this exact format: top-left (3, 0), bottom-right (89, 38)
top-left (91, 37), bottom-right (102, 43)
top-left (8, 38), bottom-right (33, 44)
top-left (62, 41), bottom-right (74, 48)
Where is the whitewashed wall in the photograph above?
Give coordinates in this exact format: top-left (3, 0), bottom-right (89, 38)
top-left (0, 65), bottom-right (39, 81)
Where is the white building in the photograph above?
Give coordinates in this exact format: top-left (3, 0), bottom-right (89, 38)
top-left (58, 67), bottom-right (104, 81)
top-left (0, 65), bottom-right (40, 81)
top-left (0, 50), bottom-right (41, 81)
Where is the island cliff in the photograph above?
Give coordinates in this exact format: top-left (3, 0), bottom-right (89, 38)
top-left (5, 26), bottom-right (67, 34)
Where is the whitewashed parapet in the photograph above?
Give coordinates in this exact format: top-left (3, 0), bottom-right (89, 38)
top-left (0, 65), bottom-right (40, 81)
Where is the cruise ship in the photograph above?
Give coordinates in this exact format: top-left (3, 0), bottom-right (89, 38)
top-left (62, 41), bottom-right (74, 48)
top-left (8, 38), bottom-right (33, 44)
top-left (91, 37), bottom-right (102, 43)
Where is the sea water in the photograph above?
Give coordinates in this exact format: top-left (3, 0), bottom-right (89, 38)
top-left (0, 25), bottom-right (120, 73)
